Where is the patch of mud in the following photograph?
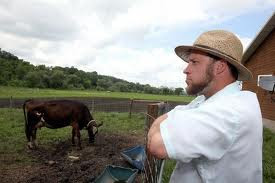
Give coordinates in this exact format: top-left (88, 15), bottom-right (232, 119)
top-left (1, 132), bottom-right (145, 183)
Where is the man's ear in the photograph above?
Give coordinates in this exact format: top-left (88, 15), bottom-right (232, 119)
top-left (215, 60), bottom-right (227, 75)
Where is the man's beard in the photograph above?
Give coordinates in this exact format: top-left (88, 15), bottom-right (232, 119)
top-left (185, 63), bottom-right (214, 96)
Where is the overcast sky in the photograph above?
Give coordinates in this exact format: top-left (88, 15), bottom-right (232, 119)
top-left (0, 0), bottom-right (274, 88)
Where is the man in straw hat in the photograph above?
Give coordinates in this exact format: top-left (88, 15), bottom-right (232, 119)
top-left (147, 30), bottom-right (262, 183)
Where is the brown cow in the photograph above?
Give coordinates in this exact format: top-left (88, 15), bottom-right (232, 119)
top-left (23, 99), bottom-right (103, 149)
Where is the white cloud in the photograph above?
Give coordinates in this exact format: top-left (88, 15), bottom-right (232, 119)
top-left (239, 36), bottom-right (253, 51)
top-left (0, 0), bottom-right (274, 88)
top-left (79, 45), bottom-right (187, 88)
top-left (0, 0), bottom-right (78, 41)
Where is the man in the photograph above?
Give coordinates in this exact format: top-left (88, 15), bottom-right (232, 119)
top-left (147, 30), bottom-right (262, 183)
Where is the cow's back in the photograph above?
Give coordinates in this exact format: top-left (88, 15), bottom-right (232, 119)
top-left (41, 100), bottom-right (92, 129)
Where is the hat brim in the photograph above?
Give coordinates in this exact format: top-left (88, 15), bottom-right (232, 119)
top-left (175, 45), bottom-right (253, 81)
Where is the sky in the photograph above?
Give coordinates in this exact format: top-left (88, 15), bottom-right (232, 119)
top-left (0, 0), bottom-right (274, 89)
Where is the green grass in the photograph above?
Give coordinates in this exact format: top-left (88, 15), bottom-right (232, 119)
top-left (0, 85), bottom-right (194, 103)
top-left (94, 112), bottom-right (146, 135)
top-left (263, 128), bottom-right (275, 182)
top-left (162, 159), bottom-right (176, 182)
top-left (0, 108), bottom-right (274, 182)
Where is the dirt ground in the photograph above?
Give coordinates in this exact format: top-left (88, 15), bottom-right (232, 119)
top-left (0, 132), bottom-right (145, 183)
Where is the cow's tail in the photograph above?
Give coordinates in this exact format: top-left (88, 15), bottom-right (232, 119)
top-left (23, 99), bottom-right (31, 140)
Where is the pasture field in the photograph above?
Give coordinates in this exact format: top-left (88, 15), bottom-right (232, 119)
top-left (0, 86), bottom-right (194, 103)
top-left (0, 109), bottom-right (275, 182)
top-left (0, 108), bottom-right (175, 182)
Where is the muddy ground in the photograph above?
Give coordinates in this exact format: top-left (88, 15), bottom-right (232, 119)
top-left (0, 132), bottom-right (145, 183)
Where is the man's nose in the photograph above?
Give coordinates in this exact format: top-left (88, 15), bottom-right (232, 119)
top-left (183, 64), bottom-right (191, 74)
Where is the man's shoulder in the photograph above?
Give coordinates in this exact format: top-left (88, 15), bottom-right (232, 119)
top-left (233, 90), bottom-right (258, 102)
top-left (202, 90), bottom-right (259, 110)
top-left (218, 89), bottom-right (257, 102)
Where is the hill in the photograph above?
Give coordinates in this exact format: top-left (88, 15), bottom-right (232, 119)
top-left (0, 48), bottom-right (184, 95)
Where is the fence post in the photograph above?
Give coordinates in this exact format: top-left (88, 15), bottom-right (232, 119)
top-left (129, 99), bottom-right (134, 118)
top-left (144, 102), bottom-right (167, 183)
top-left (92, 100), bottom-right (95, 112)
top-left (9, 96), bottom-right (13, 109)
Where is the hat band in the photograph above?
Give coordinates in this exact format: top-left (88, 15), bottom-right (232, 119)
top-left (194, 44), bottom-right (238, 61)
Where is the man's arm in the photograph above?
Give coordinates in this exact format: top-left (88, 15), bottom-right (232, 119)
top-left (147, 114), bottom-right (168, 159)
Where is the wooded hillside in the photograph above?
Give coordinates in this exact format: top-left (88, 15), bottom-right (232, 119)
top-left (0, 48), bottom-right (184, 95)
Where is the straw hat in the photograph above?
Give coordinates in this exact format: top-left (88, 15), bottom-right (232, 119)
top-left (175, 30), bottom-right (252, 81)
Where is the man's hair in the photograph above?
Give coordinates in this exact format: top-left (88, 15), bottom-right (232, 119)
top-left (207, 53), bottom-right (238, 80)
top-left (226, 62), bottom-right (238, 80)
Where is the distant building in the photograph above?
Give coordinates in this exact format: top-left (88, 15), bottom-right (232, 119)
top-left (242, 12), bottom-right (275, 121)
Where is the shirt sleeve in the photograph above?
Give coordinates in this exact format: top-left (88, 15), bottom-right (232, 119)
top-left (160, 101), bottom-right (240, 163)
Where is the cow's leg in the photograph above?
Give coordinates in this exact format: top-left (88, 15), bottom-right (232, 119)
top-left (72, 122), bottom-right (81, 150)
top-left (32, 128), bottom-right (38, 147)
top-left (87, 126), bottom-right (95, 143)
top-left (26, 126), bottom-right (32, 149)
top-left (72, 128), bottom-right (76, 145)
top-left (28, 128), bottom-right (37, 149)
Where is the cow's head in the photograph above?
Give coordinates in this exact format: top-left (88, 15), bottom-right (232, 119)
top-left (33, 111), bottom-right (45, 129)
top-left (29, 111), bottom-right (44, 122)
top-left (86, 120), bottom-right (103, 143)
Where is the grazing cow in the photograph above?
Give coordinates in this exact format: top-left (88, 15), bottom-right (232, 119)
top-left (23, 99), bottom-right (103, 149)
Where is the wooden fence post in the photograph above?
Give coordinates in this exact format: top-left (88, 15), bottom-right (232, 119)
top-left (92, 100), bottom-right (95, 112)
top-left (144, 102), bottom-right (167, 183)
top-left (129, 99), bottom-right (134, 118)
top-left (9, 96), bottom-right (13, 109)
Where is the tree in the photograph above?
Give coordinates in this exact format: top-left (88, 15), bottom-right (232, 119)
top-left (175, 87), bottom-right (184, 95)
top-left (36, 65), bottom-right (47, 71)
top-left (128, 82), bottom-right (137, 92)
top-left (114, 82), bottom-right (130, 92)
top-left (24, 71), bottom-right (41, 88)
top-left (144, 84), bottom-right (153, 94)
top-left (40, 72), bottom-right (51, 88)
top-left (135, 82), bottom-right (144, 93)
top-left (50, 70), bottom-right (65, 88)
top-left (0, 70), bottom-right (11, 85)
top-left (66, 74), bottom-right (81, 88)
top-left (161, 87), bottom-right (170, 95)
top-left (83, 79), bottom-right (91, 89)
top-left (89, 71), bottom-right (98, 88)
top-left (15, 63), bottom-right (29, 80)
top-left (97, 78), bottom-right (110, 90)
top-left (67, 66), bottom-right (78, 75)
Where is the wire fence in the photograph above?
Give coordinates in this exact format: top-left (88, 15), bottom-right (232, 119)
top-left (0, 97), bottom-right (186, 114)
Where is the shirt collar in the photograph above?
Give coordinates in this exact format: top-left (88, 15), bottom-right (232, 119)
top-left (201, 81), bottom-right (241, 104)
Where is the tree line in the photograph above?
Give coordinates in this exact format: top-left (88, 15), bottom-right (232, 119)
top-left (0, 48), bottom-right (185, 95)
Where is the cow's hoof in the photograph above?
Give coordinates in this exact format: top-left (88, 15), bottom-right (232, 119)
top-left (27, 145), bottom-right (33, 149)
top-left (27, 145), bottom-right (37, 150)
top-left (27, 142), bottom-right (35, 149)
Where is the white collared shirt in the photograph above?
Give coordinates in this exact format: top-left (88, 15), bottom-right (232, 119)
top-left (160, 82), bottom-right (263, 183)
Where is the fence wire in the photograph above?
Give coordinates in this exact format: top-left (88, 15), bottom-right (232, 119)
top-left (1, 97), bottom-right (181, 114)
